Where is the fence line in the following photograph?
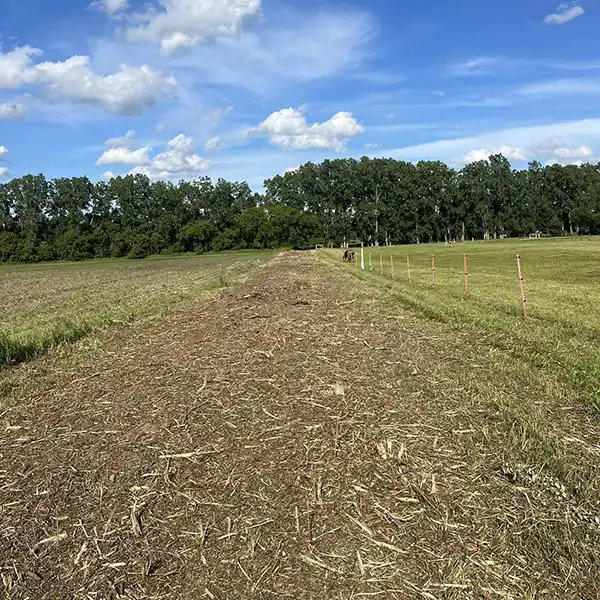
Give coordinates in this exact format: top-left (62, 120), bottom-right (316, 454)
top-left (340, 248), bottom-right (531, 322)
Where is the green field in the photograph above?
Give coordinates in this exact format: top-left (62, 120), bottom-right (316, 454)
top-left (0, 251), bottom-right (274, 367)
top-left (322, 237), bottom-right (600, 408)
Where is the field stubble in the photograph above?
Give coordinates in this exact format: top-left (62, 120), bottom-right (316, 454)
top-left (1, 250), bottom-right (599, 598)
top-left (0, 252), bottom-right (273, 369)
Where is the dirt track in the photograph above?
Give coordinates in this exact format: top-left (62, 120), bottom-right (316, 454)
top-left (1, 252), bottom-right (599, 599)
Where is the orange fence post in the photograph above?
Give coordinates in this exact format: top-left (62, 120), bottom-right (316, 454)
top-left (516, 254), bottom-right (527, 321)
top-left (463, 254), bottom-right (469, 298)
top-left (431, 255), bottom-right (436, 288)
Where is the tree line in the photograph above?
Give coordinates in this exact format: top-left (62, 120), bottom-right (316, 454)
top-left (1, 154), bottom-right (599, 262)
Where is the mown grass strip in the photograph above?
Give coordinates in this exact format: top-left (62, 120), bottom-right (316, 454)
top-left (321, 240), bottom-right (600, 410)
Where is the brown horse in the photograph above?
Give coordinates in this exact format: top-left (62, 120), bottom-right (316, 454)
top-left (342, 249), bottom-right (356, 263)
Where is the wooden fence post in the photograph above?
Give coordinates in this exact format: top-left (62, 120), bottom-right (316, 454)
top-left (516, 254), bottom-right (527, 321)
top-left (463, 254), bottom-right (469, 298)
top-left (380, 253), bottom-right (383, 276)
top-left (431, 255), bottom-right (436, 288)
top-left (360, 244), bottom-right (365, 271)
top-left (390, 255), bottom-right (394, 279)
top-left (369, 253), bottom-right (372, 271)
top-left (407, 256), bottom-right (411, 282)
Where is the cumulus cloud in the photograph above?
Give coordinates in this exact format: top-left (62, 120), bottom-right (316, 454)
top-left (34, 57), bottom-right (176, 115)
top-left (205, 136), bottom-right (220, 150)
top-left (92, 0), bottom-right (128, 14)
top-left (247, 108), bottom-right (364, 152)
top-left (97, 133), bottom-right (209, 179)
top-left (0, 46), bottom-right (41, 89)
top-left (462, 137), bottom-right (594, 165)
top-left (463, 146), bottom-right (528, 163)
top-left (125, 0), bottom-right (262, 55)
top-left (0, 102), bottom-right (27, 119)
top-left (544, 3), bottom-right (584, 25)
top-left (97, 130), bottom-right (152, 165)
top-left (103, 170), bottom-right (116, 180)
top-left (129, 134), bottom-right (211, 180)
top-left (0, 46), bottom-right (176, 115)
top-left (364, 142), bottom-right (380, 150)
top-left (105, 130), bottom-right (137, 148)
top-left (97, 146), bottom-right (152, 166)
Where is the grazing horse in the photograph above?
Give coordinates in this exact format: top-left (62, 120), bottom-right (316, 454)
top-left (342, 249), bottom-right (356, 263)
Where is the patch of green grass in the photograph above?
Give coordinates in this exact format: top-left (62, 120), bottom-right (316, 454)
top-left (0, 251), bottom-right (275, 367)
top-left (322, 238), bottom-right (600, 409)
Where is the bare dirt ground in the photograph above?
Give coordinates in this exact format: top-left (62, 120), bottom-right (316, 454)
top-left (1, 252), bottom-right (599, 599)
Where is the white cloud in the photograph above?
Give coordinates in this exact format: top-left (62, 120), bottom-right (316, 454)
top-left (434, 91), bottom-right (445, 97)
top-left (205, 136), bottom-right (220, 149)
top-left (0, 47), bottom-right (176, 115)
top-left (544, 3), bottom-right (584, 25)
top-left (0, 146), bottom-right (9, 178)
top-left (462, 139), bottom-right (594, 165)
top-left (462, 146), bottom-right (528, 163)
top-left (450, 56), bottom-right (500, 76)
top-left (168, 10), bottom-right (374, 91)
top-left (248, 107), bottom-right (364, 151)
top-left (98, 132), bottom-right (150, 167)
top-left (0, 102), bottom-right (27, 119)
top-left (0, 46), bottom-right (41, 89)
top-left (105, 130), bottom-right (137, 148)
top-left (384, 119), bottom-right (600, 166)
top-left (96, 146), bottom-right (151, 166)
top-left (92, 0), bottom-right (128, 15)
top-left (551, 145), bottom-right (593, 159)
top-left (125, 0), bottom-right (262, 55)
top-left (130, 134), bottom-right (211, 180)
top-left (34, 57), bottom-right (176, 115)
top-left (97, 133), bottom-right (209, 179)
top-left (103, 170), bottom-right (116, 180)
top-left (364, 142), bottom-right (380, 149)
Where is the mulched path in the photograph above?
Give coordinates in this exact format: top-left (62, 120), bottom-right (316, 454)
top-left (1, 252), bottom-right (598, 599)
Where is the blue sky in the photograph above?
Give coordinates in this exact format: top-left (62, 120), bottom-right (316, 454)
top-left (1, 0), bottom-right (600, 188)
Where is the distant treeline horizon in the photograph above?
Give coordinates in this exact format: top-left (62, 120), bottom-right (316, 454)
top-left (1, 153), bottom-right (599, 262)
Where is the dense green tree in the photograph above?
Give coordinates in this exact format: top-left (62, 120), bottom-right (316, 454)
top-left (1, 155), bottom-right (599, 263)
top-left (179, 220), bottom-right (219, 253)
